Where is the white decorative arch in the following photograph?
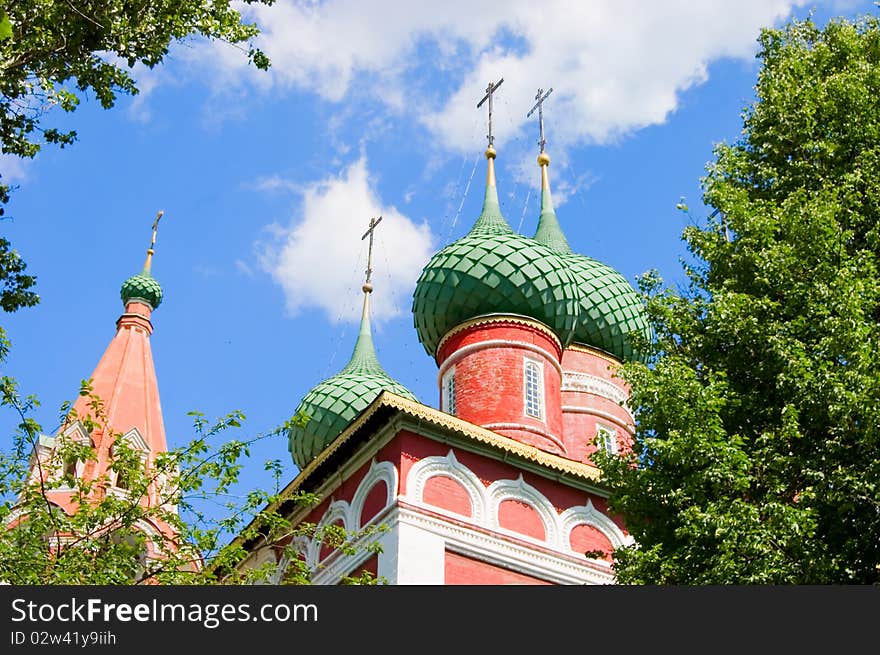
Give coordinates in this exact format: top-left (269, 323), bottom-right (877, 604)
top-left (487, 475), bottom-right (561, 548)
top-left (307, 500), bottom-right (351, 568)
top-left (61, 420), bottom-right (92, 446)
top-left (559, 499), bottom-right (631, 556)
top-left (118, 427), bottom-right (149, 452)
top-left (350, 459), bottom-right (398, 529)
top-left (404, 450), bottom-right (487, 523)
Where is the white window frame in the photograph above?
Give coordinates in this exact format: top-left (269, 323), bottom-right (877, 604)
top-left (54, 424), bottom-right (94, 489)
top-left (441, 366), bottom-right (456, 415)
top-left (523, 357), bottom-right (545, 421)
top-left (109, 430), bottom-right (149, 492)
top-left (596, 423), bottom-right (618, 455)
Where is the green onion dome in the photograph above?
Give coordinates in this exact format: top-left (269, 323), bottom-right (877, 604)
top-left (533, 155), bottom-right (651, 363)
top-left (412, 150), bottom-right (583, 358)
top-left (120, 271), bottom-right (163, 309)
top-left (289, 287), bottom-right (417, 468)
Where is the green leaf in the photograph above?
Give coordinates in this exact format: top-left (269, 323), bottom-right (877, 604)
top-left (0, 15), bottom-right (11, 41)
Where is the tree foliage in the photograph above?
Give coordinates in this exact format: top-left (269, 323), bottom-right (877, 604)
top-left (0, 380), bottom-right (384, 585)
top-left (0, 1), bottom-right (271, 159)
top-left (0, 0), bottom-right (274, 318)
top-left (599, 14), bottom-right (880, 583)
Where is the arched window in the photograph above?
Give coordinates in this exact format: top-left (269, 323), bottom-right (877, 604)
top-left (110, 441), bottom-right (146, 491)
top-left (442, 366), bottom-right (456, 415)
top-left (596, 424), bottom-right (618, 455)
top-left (523, 358), bottom-right (544, 420)
top-left (58, 434), bottom-right (94, 484)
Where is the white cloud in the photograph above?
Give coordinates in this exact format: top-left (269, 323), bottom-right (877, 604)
top-left (248, 175), bottom-right (303, 194)
top-left (127, 64), bottom-right (162, 123)
top-left (0, 154), bottom-right (30, 184)
top-left (259, 157), bottom-right (435, 323)
top-left (222, 0), bottom-right (807, 151)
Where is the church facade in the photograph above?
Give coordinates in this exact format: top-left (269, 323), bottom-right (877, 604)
top-left (24, 91), bottom-right (652, 585)
top-left (233, 109), bottom-right (652, 584)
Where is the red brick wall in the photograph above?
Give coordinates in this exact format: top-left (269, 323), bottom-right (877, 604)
top-left (423, 474), bottom-right (473, 517)
top-left (444, 551), bottom-right (553, 585)
top-left (569, 523), bottom-right (614, 562)
top-left (436, 319), bottom-right (565, 455)
top-left (560, 346), bottom-right (633, 466)
top-left (360, 479), bottom-right (388, 526)
top-left (497, 499), bottom-right (545, 541)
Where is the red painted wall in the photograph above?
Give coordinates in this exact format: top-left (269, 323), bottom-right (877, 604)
top-left (560, 346), bottom-right (633, 466)
top-left (497, 499), bottom-right (545, 541)
top-left (423, 475), bottom-right (473, 517)
top-left (445, 551), bottom-right (553, 585)
top-left (569, 524), bottom-right (615, 563)
top-left (436, 319), bottom-right (566, 455)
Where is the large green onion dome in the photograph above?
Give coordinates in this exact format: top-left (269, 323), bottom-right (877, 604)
top-left (289, 286), bottom-right (417, 469)
top-left (120, 271), bottom-right (163, 309)
top-left (412, 148), bottom-right (583, 358)
top-left (533, 152), bottom-right (652, 363)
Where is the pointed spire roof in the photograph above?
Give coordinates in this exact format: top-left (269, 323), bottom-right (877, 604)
top-left (289, 275), bottom-right (417, 469)
top-left (530, 150), bottom-right (653, 362)
top-left (68, 215), bottom-right (169, 456)
top-left (533, 152), bottom-right (572, 253)
top-left (340, 285), bottom-right (390, 376)
top-left (471, 146), bottom-right (513, 236)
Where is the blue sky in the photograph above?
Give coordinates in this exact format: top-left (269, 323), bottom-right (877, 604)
top-left (2, 1), bottom-right (877, 519)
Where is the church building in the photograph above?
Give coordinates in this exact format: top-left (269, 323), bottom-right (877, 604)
top-left (21, 84), bottom-right (651, 585)
top-left (232, 85), bottom-right (652, 584)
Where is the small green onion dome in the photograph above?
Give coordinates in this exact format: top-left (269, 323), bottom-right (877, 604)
top-left (120, 271), bottom-right (163, 309)
top-left (289, 289), bottom-right (417, 468)
top-left (533, 158), bottom-right (651, 362)
top-left (412, 155), bottom-right (582, 358)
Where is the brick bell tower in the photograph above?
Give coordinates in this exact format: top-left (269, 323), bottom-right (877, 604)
top-left (233, 83), bottom-right (651, 585)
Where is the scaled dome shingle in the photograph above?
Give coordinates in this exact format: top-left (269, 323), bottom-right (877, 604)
top-left (412, 163), bottom-right (582, 358)
top-left (288, 292), bottom-right (417, 468)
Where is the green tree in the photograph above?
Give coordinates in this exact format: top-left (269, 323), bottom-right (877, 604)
top-left (0, 0), bottom-right (274, 311)
top-left (0, 381), bottom-right (384, 584)
top-left (0, 1), bottom-right (270, 161)
top-left (598, 13), bottom-right (880, 584)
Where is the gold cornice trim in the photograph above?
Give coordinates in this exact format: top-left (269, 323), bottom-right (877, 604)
top-left (437, 314), bottom-right (562, 358)
top-left (218, 391), bottom-right (602, 571)
top-left (566, 342), bottom-right (623, 365)
top-left (276, 391), bottom-right (599, 512)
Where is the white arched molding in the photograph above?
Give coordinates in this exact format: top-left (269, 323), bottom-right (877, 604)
top-left (350, 459), bottom-right (398, 529)
top-left (559, 500), bottom-right (631, 558)
top-left (267, 535), bottom-right (310, 585)
top-left (404, 450), bottom-right (487, 524)
top-left (487, 475), bottom-right (561, 548)
top-left (47, 420), bottom-right (94, 488)
top-left (117, 427), bottom-right (149, 452)
top-left (307, 500), bottom-right (351, 568)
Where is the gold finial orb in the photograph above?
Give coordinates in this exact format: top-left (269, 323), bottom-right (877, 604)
top-left (485, 146), bottom-right (497, 160)
top-left (537, 152), bottom-right (550, 167)
top-left (362, 283), bottom-right (373, 293)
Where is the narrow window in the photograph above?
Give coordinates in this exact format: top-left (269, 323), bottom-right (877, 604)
top-left (596, 424), bottom-right (618, 455)
top-left (442, 367), bottom-right (456, 415)
top-left (524, 359), bottom-right (544, 420)
top-left (111, 442), bottom-right (145, 490)
top-left (62, 456), bottom-right (78, 479)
